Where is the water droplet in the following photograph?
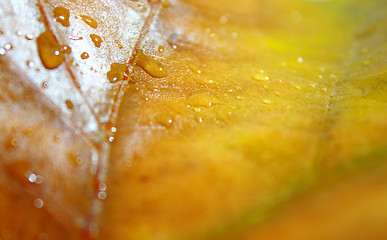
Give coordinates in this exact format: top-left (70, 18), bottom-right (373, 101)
top-left (80, 15), bottom-right (98, 28)
top-left (35, 175), bottom-right (43, 184)
top-left (252, 73), bottom-right (270, 81)
top-left (36, 30), bottom-right (64, 69)
top-left (65, 100), bottom-right (74, 109)
top-left (195, 78), bottom-right (215, 85)
top-left (188, 93), bottom-right (219, 107)
top-left (25, 33), bottom-right (34, 40)
top-left (42, 81), bottom-right (48, 88)
top-left (5, 43), bottom-right (12, 50)
top-left (27, 61), bottom-right (35, 68)
top-left (90, 34), bottom-right (102, 47)
top-left (28, 173), bottom-right (37, 183)
top-left (0, 43), bottom-right (12, 55)
top-left (60, 45), bottom-right (72, 54)
top-left (236, 95), bottom-right (244, 100)
top-left (297, 57), bottom-right (303, 63)
top-left (99, 183), bottom-right (107, 191)
top-left (219, 15), bottom-right (228, 24)
top-left (263, 85), bottom-right (269, 90)
top-left (135, 50), bottom-right (167, 78)
top-left (16, 30), bottom-right (22, 36)
top-left (161, 0), bottom-right (170, 7)
top-left (53, 7), bottom-right (70, 27)
top-left (188, 62), bottom-right (202, 74)
top-left (98, 191), bottom-right (107, 200)
top-left (80, 52), bottom-right (89, 59)
top-left (167, 33), bottom-right (178, 49)
top-left (108, 136), bottom-right (114, 142)
top-left (158, 45), bottom-right (164, 53)
top-left (107, 63), bottom-right (127, 83)
top-left (261, 99), bottom-right (272, 105)
top-left (11, 138), bottom-right (18, 147)
top-left (111, 127), bottom-right (117, 133)
top-left (294, 85), bottom-right (302, 90)
top-left (274, 91), bottom-right (282, 96)
top-left (34, 198), bottom-right (44, 208)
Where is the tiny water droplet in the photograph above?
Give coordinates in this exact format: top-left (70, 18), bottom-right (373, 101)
top-left (80, 15), bottom-right (98, 28)
top-left (98, 191), bottom-right (107, 200)
top-left (294, 85), bottom-right (302, 90)
top-left (297, 57), bottom-right (303, 63)
top-left (274, 91), bottom-right (282, 96)
top-left (99, 183), bottom-right (107, 191)
top-left (25, 33), bottom-right (34, 40)
top-left (90, 34), bottom-right (102, 47)
top-left (135, 50), bottom-right (167, 78)
top-left (108, 136), bottom-right (114, 142)
top-left (188, 62), bottom-right (202, 74)
top-left (80, 52), bottom-right (89, 59)
top-left (36, 30), bottom-right (64, 69)
top-left (252, 73), bottom-right (270, 81)
top-left (65, 100), bottom-right (74, 109)
top-left (60, 45), bottom-right (72, 54)
top-left (219, 15), bottom-right (228, 24)
top-left (27, 61), bottom-right (35, 68)
top-left (53, 7), bottom-right (70, 27)
top-left (157, 45), bottom-right (164, 53)
top-left (16, 30), bottom-right (22, 36)
top-left (11, 138), bottom-right (18, 147)
top-left (34, 198), bottom-right (44, 208)
top-left (111, 127), bottom-right (117, 133)
top-left (28, 173), bottom-right (37, 183)
top-left (42, 81), bottom-right (48, 88)
top-left (261, 99), bottom-right (272, 105)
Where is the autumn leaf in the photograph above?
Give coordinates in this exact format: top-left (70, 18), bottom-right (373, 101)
top-left (0, 0), bottom-right (386, 239)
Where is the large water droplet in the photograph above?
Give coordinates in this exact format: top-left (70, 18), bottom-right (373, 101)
top-left (53, 7), bottom-right (70, 27)
top-left (135, 50), bottom-right (167, 78)
top-left (36, 30), bottom-right (64, 69)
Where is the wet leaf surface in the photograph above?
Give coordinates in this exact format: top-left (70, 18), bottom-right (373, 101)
top-left (0, 0), bottom-right (386, 239)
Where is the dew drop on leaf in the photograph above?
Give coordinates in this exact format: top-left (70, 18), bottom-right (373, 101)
top-left (53, 7), bottom-right (70, 27)
top-left (90, 34), bottom-right (103, 47)
top-left (36, 30), bottom-right (64, 69)
top-left (107, 63), bottom-right (127, 83)
top-left (80, 15), bottom-right (98, 28)
top-left (80, 52), bottom-right (89, 59)
top-left (135, 50), bottom-right (167, 78)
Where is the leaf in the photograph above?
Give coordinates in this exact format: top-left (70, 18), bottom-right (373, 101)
top-left (0, 0), bottom-right (386, 240)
